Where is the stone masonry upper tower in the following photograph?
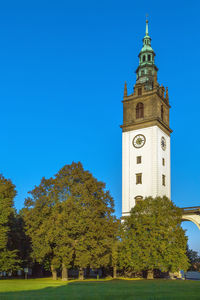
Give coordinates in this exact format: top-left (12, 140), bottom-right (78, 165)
top-left (121, 19), bottom-right (172, 217)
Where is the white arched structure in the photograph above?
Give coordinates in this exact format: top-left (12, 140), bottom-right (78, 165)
top-left (182, 207), bottom-right (200, 230)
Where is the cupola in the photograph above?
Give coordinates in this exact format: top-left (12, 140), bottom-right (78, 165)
top-left (135, 18), bottom-right (158, 90)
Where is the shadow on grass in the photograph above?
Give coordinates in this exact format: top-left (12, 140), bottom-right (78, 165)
top-left (1, 279), bottom-right (200, 300)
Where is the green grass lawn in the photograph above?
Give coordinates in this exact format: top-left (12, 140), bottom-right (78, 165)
top-left (0, 278), bottom-right (200, 300)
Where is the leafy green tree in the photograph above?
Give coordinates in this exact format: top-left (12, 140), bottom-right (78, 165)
top-left (0, 250), bottom-right (21, 273)
top-left (186, 246), bottom-right (200, 271)
top-left (119, 196), bottom-right (189, 279)
top-left (0, 174), bottom-right (21, 273)
top-left (45, 197), bottom-right (74, 280)
top-left (23, 177), bottom-right (59, 279)
top-left (8, 210), bottom-right (32, 268)
top-left (24, 162), bottom-right (118, 280)
top-left (54, 163), bottom-right (118, 279)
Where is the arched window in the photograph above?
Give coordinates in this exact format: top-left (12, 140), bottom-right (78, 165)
top-left (135, 195), bottom-right (143, 205)
top-left (143, 55), bottom-right (146, 62)
top-left (136, 102), bottom-right (144, 119)
top-left (161, 105), bottom-right (164, 121)
top-left (148, 54), bottom-right (151, 61)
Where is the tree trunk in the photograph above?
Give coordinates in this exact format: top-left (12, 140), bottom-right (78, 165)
top-left (51, 265), bottom-right (57, 280)
top-left (96, 268), bottom-right (99, 279)
top-left (62, 263), bottom-right (68, 281)
top-left (113, 266), bottom-right (117, 279)
top-left (79, 267), bottom-right (84, 280)
top-left (147, 270), bottom-right (154, 280)
top-left (102, 267), bottom-right (106, 278)
top-left (86, 266), bottom-right (90, 279)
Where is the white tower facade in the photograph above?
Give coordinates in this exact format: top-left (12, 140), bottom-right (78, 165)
top-left (121, 21), bottom-right (172, 218)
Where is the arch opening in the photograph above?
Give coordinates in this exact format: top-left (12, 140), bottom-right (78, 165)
top-left (182, 216), bottom-right (200, 230)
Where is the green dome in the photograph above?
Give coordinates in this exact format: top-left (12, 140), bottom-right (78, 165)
top-left (140, 43), bottom-right (154, 53)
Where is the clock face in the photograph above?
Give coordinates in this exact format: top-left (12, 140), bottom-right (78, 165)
top-left (133, 134), bottom-right (146, 148)
top-left (161, 137), bottom-right (166, 151)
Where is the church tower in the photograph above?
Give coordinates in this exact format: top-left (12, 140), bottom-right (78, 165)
top-left (121, 20), bottom-right (172, 217)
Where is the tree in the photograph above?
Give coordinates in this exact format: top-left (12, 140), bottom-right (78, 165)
top-left (111, 239), bottom-right (120, 278)
top-left (0, 174), bottom-right (21, 273)
top-left (23, 162), bottom-right (118, 280)
top-left (23, 177), bottom-right (59, 279)
top-left (8, 210), bottom-right (32, 269)
top-left (55, 163), bottom-right (118, 279)
top-left (0, 250), bottom-right (21, 273)
top-left (119, 196), bottom-right (189, 279)
top-left (186, 246), bottom-right (200, 271)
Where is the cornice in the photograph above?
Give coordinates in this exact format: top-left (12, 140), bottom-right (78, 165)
top-left (120, 117), bottom-right (172, 136)
top-left (122, 90), bottom-right (170, 108)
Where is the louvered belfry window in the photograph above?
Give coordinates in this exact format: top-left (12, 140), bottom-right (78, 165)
top-left (136, 102), bottom-right (144, 119)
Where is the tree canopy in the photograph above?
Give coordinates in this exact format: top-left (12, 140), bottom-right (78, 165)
top-left (119, 196), bottom-right (189, 279)
top-left (23, 162), bottom-right (118, 280)
top-left (186, 246), bottom-right (200, 271)
top-left (0, 174), bottom-right (21, 273)
top-left (0, 170), bottom-right (194, 280)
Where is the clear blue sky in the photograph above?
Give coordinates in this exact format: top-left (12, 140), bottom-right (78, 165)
top-left (0, 0), bottom-right (200, 253)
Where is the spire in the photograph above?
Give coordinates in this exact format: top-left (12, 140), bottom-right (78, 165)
top-left (142, 16), bottom-right (151, 48)
top-left (124, 81), bottom-right (127, 97)
top-left (145, 15), bottom-right (149, 36)
top-left (135, 17), bottom-right (158, 90)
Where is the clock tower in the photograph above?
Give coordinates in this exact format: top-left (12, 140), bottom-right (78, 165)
top-left (121, 20), bottom-right (172, 217)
